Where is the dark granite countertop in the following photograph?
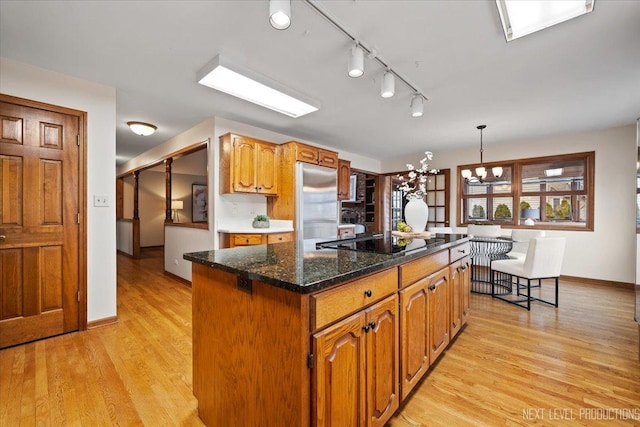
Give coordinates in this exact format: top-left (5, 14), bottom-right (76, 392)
top-left (184, 233), bottom-right (470, 294)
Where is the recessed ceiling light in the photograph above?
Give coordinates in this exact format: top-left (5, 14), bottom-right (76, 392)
top-left (496, 0), bottom-right (595, 42)
top-left (197, 55), bottom-right (319, 118)
top-left (127, 121), bottom-right (157, 136)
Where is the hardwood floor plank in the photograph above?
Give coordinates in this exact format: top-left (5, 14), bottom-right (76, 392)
top-left (1, 249), bottom-right (638, 426)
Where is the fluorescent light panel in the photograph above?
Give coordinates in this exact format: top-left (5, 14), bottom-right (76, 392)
top-left (496, 0), bottom-right (594, 42)
top-left (197, 55), bottom-right (319, 118)
top-left (544, 168), bottom-right (564, 177)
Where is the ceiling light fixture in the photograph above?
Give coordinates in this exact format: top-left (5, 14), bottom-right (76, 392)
top-left (348, 44), bottom-right (364, 78)
top-left (300, 0), bottom-right (427, 117)
top-left (197, 54), bottom-right (319, 118)
top-left (269, 0), bottom-right (291, 30)
top-left (544, 168), bottom-right (564, 177)
top-left (462, 125), bottom-right (502, 183)
top-left (496, 0), bottom-right (595, 42)
top-left (410, 94), bottom-right (424, 118)
top-left (381, 70), bottom-right (395, 98)
top-left (127, 121), bottom-right (157, 136)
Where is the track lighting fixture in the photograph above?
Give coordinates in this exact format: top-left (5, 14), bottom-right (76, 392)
top-left (410, 94), bottom-right (424, 118)
top-left (381, 71), bottom-right (395, 98)
top-left (348, 44), bottom-right (364, 78)
top-left (269, 0), bottom-right (291, 30)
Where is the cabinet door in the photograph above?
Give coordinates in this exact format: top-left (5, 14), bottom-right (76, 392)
top-left (460, 257), bottom-right (471, 326)
top-left (399, 278), bottom-right (429, 401)
top-left (449, 261), bottom-right (463, 339)
top-left (338, 159), bottom-right (351, 200)
top-left (313, 311), bottom-right (367, 427)
top-left (428, 268), bottom-right (450, 364)
top-left (232, 137), bottom-right (257, 192)
top-left (296, 145), bottom-right (318, 164)
top-left (266, 232), bottom-right (293, 244)
top-left (256, 143), bottom-right (278, 195)
top-left (318, 149), bottom-right (339, 169)
top-left (365, 295), bottom-right (399, 427)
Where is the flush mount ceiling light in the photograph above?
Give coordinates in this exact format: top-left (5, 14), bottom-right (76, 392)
top-left (197, 55), bottom-right (319, 118)
top-left (127, 121), bottom-right (157, 136)
top-left (496, 0), bottom-right (595, 42)
top-left (348, 44), bottom-right (365, 78)
top-left (410, 94), bottom-right (424, 118)
top-left (269, 0), bottom-right (291, 30)
top-left (381, 71), bottom-right (395, 98)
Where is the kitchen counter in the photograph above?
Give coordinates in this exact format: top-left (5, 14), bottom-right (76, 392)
top-left (184, 233), bottom-right (470, 293)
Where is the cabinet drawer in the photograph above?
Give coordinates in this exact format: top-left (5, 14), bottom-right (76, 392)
top-left (296, 146), bottom-right (318, 163)
top-left (232, 234), bottom-right (266, 246)
top-left (267, 232), bottom-right (293, 244)
top-left (338, 226), bottom-right (355, 237)
top-left (318, 149), bottom-right (338, 168)
top-left (311, 268), bottom-right (398, 331)
top-left (450, 242), bottom-right (471, 263)
top-left (399, 250), bottom-right (449, 288)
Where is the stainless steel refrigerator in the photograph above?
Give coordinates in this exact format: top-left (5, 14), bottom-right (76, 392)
top-left (296, 162), bottom-right (339, 240)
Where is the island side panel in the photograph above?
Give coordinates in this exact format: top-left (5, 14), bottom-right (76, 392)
top-left (192, 263), bottom-right (310, 427)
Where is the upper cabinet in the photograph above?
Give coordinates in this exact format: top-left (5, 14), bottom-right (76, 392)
top-left (286, 141), bottom-right (339, 169)
top-left (338, 159), bottom-right (351, 200)
top-left (220, 133), bottom-right (278, 196)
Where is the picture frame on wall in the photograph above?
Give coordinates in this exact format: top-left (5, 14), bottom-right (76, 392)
top-left (192, 183), bottom-right (208, 223)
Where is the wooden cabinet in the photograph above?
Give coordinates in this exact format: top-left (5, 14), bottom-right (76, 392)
top-left (220, 133), bottom-right (278, 195)
top-left (312, 294), bottom-right (399, 427)
top-left (286, 141), bottom-right (339, 169)
top-left (338, 159), bottom-right (351, 200)
top-left (399, 264), bottom-right (450, 400)
top-left (221, 232), bottom-right (294, 248)
top-left (449, 256), bottom-right (471, 339)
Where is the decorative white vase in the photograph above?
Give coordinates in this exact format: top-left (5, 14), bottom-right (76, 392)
top-left (404, 198), bottom-right (429, 232)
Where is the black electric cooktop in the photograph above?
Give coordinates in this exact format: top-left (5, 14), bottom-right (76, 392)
top-left (316, 232), bottom-right (446, 256)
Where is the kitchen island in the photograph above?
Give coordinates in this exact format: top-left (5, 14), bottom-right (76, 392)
top-left (184, 233), bottom-right (471, 427)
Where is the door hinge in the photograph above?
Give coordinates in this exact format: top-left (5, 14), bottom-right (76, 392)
top-left (307, 353), bottom-right (314, 369)
top-left (76, 134), bottom-right (80, 146)
top-left (77, 213), bottom-right (81, 224)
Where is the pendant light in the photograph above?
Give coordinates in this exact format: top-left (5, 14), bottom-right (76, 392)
top-left (348, 44), bottom-right (364, 78)
top-left (381, 71), bottom-right (395, 98)
top-left (462, 125), bottom-right (489, 182)
top-left (269, 0), bottom-right (291, 30)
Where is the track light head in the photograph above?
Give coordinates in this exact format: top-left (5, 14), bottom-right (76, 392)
top-left (348, 44), bottom-right (364, 78)
top-left (269, 0), bottom-right (291, 30)
top-left (381, 71), bottom-right (395, 98)
top-left (410, 94), bottom-right (424, 117)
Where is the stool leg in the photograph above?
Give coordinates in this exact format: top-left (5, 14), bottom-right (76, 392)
top-left (554, 276), bottom-right (559, 307)
top-left (526, 278), bottom-right (531, 311)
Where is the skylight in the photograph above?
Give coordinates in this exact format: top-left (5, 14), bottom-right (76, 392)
top-left (197, 55), bottom-right (319, 118)
top-left (496, 0), bottom-right (595, 42)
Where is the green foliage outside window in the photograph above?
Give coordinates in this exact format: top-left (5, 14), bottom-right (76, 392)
top-left (494, 204), bottom-right (512, 219)
top-left (471, 204), bottom-right (485, 218)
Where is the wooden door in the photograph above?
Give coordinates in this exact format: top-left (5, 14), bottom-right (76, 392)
top-left (313, 311), bottom-right (367, 427)
top-left (399, 279), bottom-right (429, 401)
top-left (365, 294), bottom-right (399, 427)
top-left (428, 268), bottom-right (450, 364)
top-left (425, 169), bottom-right (450, 230)
top-left (232, 136), bottom-right (256, 192)
top-left (256, 143), bottom-right (277, 195)
top-left (0, 98), bottom-right (80, 348)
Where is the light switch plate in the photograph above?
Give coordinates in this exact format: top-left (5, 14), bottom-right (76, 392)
top-left (94, 195), bottom-right (109, 207)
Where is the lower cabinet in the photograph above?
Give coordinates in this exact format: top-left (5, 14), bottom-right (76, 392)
top-left (312, 294), bottom-right (399, 427)
top-left (399, 266), bottom-right (450, 400)
top-left (450, 256), bottom-right (471, 338)
top-left (221, 232), bottom-right (294, 248)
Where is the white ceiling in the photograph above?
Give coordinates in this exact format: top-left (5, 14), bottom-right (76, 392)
top-left (1, 0), bottom-right (639, 167)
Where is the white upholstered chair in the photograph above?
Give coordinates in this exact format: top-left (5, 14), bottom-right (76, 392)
top-left (428, 226), bottom-right (453, 234)
top-left (491, 237), bottom-right (566, 310)
top-left (467, 224), bottom-right (502, 238)
top-left (506, 229), bottom-right (546, 260)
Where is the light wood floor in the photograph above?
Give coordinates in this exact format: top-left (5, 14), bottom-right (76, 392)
top-left (1, 249), bottom-right (639, 426)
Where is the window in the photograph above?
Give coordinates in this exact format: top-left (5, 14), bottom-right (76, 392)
top-left (458, 152), bottom-right (594, 230)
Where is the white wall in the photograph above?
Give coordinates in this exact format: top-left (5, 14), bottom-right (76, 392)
top-left (1, 57), bottom-right (117, 322)
top-left (383, 125), bottom-right (637, 284)
top-left (138, 171), bottom-right (166, 247)
top-left (116, 221), bottom-right (133, 255)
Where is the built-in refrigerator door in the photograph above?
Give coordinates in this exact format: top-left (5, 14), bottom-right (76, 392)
top-left (296, 162), bottom-right (338, 240)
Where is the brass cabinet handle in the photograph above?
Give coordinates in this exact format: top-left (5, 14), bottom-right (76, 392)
top-left (0, 235), bottom-right (5, 240)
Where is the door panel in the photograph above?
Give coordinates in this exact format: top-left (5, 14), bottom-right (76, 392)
top-left (0, 100), bottom-right (79, 348)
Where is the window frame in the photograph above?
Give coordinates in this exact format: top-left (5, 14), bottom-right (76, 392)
top-left (457, 151), bottom-right (595, 231)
